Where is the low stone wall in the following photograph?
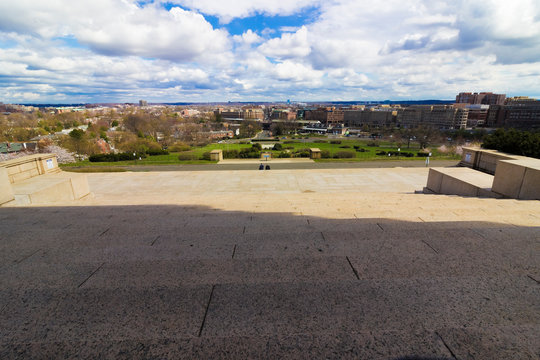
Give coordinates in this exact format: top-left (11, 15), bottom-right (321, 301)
top-left (492, 159), bottom-right (540, 200)
top-left (0, 153), bottom-right (60, 183)
top-left (0, 154), bottom-right (90, 206)
top-left (460, 147), bottom-right (515, 175)
top-left (429, 149), bottom-right (540, 200)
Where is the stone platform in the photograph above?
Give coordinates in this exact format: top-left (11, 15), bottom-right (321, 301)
top-left (1, 168), bottom-right (539, 359)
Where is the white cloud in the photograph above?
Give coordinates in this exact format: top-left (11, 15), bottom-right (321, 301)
top-left (0, 1), bottom-right (230, 62)
top-left (169, 0), bottom-right (322, 23)
top-left (1, 0), bottom-right (539, 102)
top-left (259, 26), bottom-right (311, 60)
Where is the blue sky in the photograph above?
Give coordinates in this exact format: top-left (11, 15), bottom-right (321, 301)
top-left (0, 0), bottom-right (539, 103)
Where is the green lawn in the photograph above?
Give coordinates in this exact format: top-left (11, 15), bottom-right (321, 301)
top-left (60, 139), bottom-right (460, 168)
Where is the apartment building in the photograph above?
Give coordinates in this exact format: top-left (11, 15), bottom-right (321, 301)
top-left (456, 92), bottom-right (506, 105)
top-left (397, 105), bottom-right (467, 129)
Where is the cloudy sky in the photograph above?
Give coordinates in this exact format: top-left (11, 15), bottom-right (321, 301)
top-left (1, 0), bottom-right (539, 103)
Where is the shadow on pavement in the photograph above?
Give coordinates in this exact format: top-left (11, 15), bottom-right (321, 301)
top-left (1, 205), bottom-right (538, 359)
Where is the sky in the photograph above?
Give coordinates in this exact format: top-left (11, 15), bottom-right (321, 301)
top-left (0, 0), bottom-right (539, 103)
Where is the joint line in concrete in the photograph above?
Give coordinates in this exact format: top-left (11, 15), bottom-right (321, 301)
top-left (527, 275), bottom-right (540, 285)
top-left (435, 331), bottom-right (458, 359)
top-left (232, 244), bottom-right (237, 259)
top-left (377, 223), bottom-right (384, 231)
top-left (421, 239), bottom-right (439, 254)
top-left (198, 284), bottom-right (216, 337)
top-left (346, 256), bottom-right (360, 280)
top-left (99, 228), bottom-right (110, 237)
top-left (320, 231), bottom-right (326, 241)
top-left (15, 249), bottom-right (41, 264)
top-left (78, 262), bottom-right (105, 288)
top-left (150, 235), bottom-right (160, 246)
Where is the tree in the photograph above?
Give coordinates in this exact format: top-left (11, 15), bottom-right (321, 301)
top-left (413, 126), bottom-right (436, 149)
top-left (239, 120), bottom-right (262, 138)
top-left (69, 129), bottom-right (85, 140)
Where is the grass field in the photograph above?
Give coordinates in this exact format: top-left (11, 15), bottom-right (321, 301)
top-left (60, 139), bottom-right (460, 168)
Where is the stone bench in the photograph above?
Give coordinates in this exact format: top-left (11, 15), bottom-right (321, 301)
top-left (426, 148), bottom-right (540, 200)
top-left (0, 154), bottom-right (90, 206)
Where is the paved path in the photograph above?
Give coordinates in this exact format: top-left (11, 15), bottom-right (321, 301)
top-left (1, 167), bottom-right (539, 359)
top-left (79, 159), bottom-right (459, 172)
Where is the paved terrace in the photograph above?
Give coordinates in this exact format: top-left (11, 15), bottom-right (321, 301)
top-left (1, 168), bottom-right (539, 359)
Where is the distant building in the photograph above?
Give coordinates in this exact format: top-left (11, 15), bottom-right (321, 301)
top-left (242, 107), bottom-right (264, 120)
top-left (344, 107), bottom-right (396, 128)
top-left (270, 109), bottom-right (297, 121)
top-left (397, 105), bottom-right (467, 129)
top-left (304, 107), bottom-right (344, 125)
top-left (139, 100), bottom-right (148, 107)
top-left (464, 104), bottom-right (490, 127)
top-left (456, 92), bottom-right (506, 106)
top-left (502, 97), bottom-right (540, 129)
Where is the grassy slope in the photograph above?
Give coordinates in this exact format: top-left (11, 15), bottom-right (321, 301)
top-left (60, 139), bottom-right (460, 168)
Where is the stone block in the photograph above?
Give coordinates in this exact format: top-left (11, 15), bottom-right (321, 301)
top-left (491, 160), bottom-right (526, 198)
top-left (68, 173), bottom-right (91, 199)
top-left (0, 167), bottom-right (14, 205)
top-left (426, 168), bottom-right (443, 193)
top-left (520, 166), bottom-right (540, 200)
top-left (440, 175), bottom-right (480, 197)
top-left (460, 147), bottom-right (480, 168)
top-left (310, 148), bottom-right (321, 159)
top-left (39, 155), bottom-right (59, 173)
top-left (210, 149), bottom-right (223, 161)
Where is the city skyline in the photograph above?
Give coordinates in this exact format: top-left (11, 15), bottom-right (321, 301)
top-left (1, 0), bottom-right (540, 103)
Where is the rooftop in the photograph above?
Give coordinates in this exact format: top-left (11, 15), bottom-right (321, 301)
top-left (1, 168), bottom-right (539, 358)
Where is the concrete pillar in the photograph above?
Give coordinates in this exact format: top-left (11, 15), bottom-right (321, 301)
top-left (210, 150), bottom-right (223, 161)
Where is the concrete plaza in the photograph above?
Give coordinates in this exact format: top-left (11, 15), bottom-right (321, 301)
top-left (1, 167), bottom-right (539, 358)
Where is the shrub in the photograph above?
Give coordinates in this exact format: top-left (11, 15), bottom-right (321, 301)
top-left (294, 149), bottom-right (310, 158)
top-left (330, 140), bottom-right (342, 144)
top-left (417, 152), bottom-right (429, 157)
top-left (353, 145), bottom-right (360, 150)
top-left (314, 140), bottom-right (327, 143)
top-left (169, 142), bottom-right (191, 152)
top-left (178, 153), bottom-right (198, 161)
top-left (339, 145), bottom-right (351, 148)
top-left (284, 140), bottom-right (297, 144)
top-left (334, 151), bottom-right (355, 158)
top-left (376, 151), bottom-right (387, 156)
top-left (251, 143), bottom-right (262, 151)
top-left (223, 149), bottom-right (239, 159)
top-left (284, 146), bottom-right (295, 150)
top-left (367, 141), bottom-right (379, 147)
top-left (238, 148), bottom-right (260, 158)
top-left (89, 152), bottom-right (139, 162)
top-left (278, 151), bottom-right (292, 158)
top-left (200, 152), bottom-right (211, 161)
top-left (272, 143), bottom-right (283, 151)
top-left (321, 150), bottom-right (331, 158)
top-left (356, 148), bottom-right (367, 152)
top-left (146, 149), bottom-right (169, 156)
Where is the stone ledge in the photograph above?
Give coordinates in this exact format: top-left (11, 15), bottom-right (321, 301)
top-left (10, 172), bottom-right (91, 205)
top-left (425, 167), bottom-right (501, 198)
